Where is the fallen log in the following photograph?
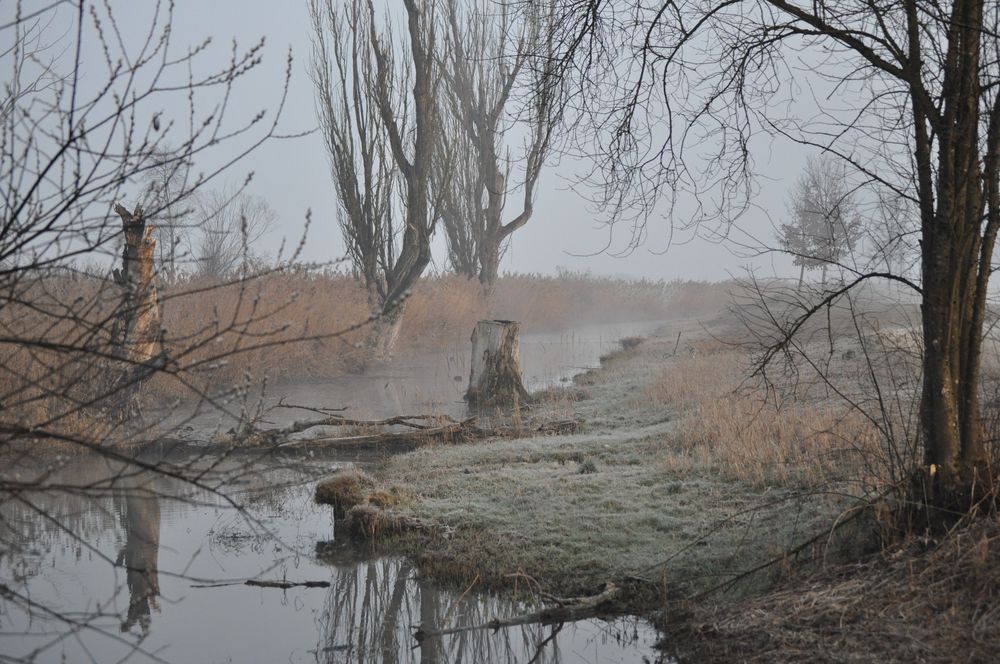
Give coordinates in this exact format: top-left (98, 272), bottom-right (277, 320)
top-left (276, 417), bottom-right (480, 449)
top-left (411, 582), bottom-right (621, 642)
top-left (245, 579), bottom-right (330, 589)
top-left (275, 417), bottom-right (584, 451)
top-left (191, 578), bottom-right (331, 589)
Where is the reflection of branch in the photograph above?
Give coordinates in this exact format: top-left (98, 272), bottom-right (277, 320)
top-left (527, 622), bottom-right (563, 664)
top-left (412, 582), bottom-right (621, 642)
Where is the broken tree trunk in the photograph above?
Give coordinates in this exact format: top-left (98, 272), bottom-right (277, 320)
top-left (465, 320), bottom-right (529, 408)
top-left (107, 203), bottom-right (161, 420)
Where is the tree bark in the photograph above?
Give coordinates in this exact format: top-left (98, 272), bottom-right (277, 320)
top-left (465, 320), bottom-right (529, 407)
top-left (369, 303), bottom-right (405, 363)
top-left (108, 203), bottom-right (161, 420)
top-left (912, 0), bottom-right (992, 513)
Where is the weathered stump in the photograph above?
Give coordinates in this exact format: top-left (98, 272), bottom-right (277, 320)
top-left (106, 203), bottom-right (161, 420)
top-left (465, 320), bottom-right (529, 408)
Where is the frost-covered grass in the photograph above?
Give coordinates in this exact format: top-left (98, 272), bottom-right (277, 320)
top-left (366, 319), bottom-right (860, 603)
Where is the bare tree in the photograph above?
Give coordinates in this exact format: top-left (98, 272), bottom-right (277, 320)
top-left (0, 2), bottom-right (302, 657)
top-left (550, 0), bottom-right (1000, 515)
top-left (868, 185), bottom-right (918, 281)
top-left (310, 0), bottom-right (441, 360)
top-left (438, 0), bottom-right (559, 288)
top-left (194, 186), bottom-right (276, 278)
top-left (105, 203), bottom-right (163, 421)
top-left (777, 154), bottom-right (863, 287)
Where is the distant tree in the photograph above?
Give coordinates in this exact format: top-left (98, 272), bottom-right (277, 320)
top-left (194, 187), bottom-right (275, 278)
top-left (438, 0), bottom-right (559, 289)
top-left (310, 0), bottom-right (441, 360)
top-left (777, 155), bottom-right (862, 287)
top-left (868, 187), bottom-right (918, 280)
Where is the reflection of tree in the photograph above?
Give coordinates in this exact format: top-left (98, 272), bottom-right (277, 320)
top-left (117, 489), bottom-right (161, 634)
top-left (318, 555), bottom-right (563, 663)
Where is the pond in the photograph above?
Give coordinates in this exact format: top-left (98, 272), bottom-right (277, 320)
top-left (168, 320), bottom-right (666, 433)
top-left (0, 321), bottom-right (671, 663)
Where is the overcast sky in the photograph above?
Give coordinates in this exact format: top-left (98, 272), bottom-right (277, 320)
top-left (8, 0), bottom-right (822, 281)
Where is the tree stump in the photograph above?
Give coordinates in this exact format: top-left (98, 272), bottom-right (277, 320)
top-left (106, 203), bottom-right (162, 420)
top-left (465, 320), bottom-right (529, 408)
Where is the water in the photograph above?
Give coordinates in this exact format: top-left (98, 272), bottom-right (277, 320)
top-left (0, 321), bottom-right (668, 663)
top-left (167, 320), bottom-right (665, 433)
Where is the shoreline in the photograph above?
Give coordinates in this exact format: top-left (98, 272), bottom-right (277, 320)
top-left (338, 316), bottom-right (856, 613)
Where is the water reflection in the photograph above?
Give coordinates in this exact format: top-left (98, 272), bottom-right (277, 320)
top-left (167, 320), bottom-right (666, 435)
top-left (0, 463), bottom-right (661, 663)
top-left (117, 487), bottom-right (161, 634)
top-left (2, 319), bottom-right (669, 662)
top-left (316, 547), bottom-right (651, 663)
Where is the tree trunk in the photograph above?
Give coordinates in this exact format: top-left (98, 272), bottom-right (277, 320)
top-left (370, 303), bottom-right (405, 363)
top-left (108, 203), bottom-right (161, 420)
top-left (913, 0), bottom-right (993, 516)
top-left (465, 320), bottom-right (529, 407)
top-left (120, 489), bottom-right (161, 633)
top-left (477, 239), bottom-right (501, 293)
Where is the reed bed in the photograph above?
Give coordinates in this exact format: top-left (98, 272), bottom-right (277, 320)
top-left (1, 269), bottom-right (692, 428)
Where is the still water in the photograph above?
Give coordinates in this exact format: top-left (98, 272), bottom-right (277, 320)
top-left (1, 322), bottom-right (667, 663)
top-left (171, 321), bottom-right (664, 432)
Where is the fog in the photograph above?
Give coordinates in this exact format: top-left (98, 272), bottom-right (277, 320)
top-left (7, 0), bottom-right (822, 281)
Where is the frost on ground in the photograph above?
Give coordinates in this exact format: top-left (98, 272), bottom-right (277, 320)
top-left (361, 314), bottom-right (862, 604)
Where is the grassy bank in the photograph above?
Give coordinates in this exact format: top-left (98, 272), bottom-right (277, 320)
top-left (677, 518), bottom-right (1000, 662)
top-left (329, 286), bottom-right (999, 661)
top-left (351, 315), bottom-right (867, 602)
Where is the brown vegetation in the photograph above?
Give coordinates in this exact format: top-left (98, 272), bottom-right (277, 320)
top-left (644, 347), bottom-right (885, 490)
top-left (0, 270), bottom-right (680, 430)
top-left (314, 469), bottom-right (376, 518)
top-left (678, 520), bottom-right (1000, 663)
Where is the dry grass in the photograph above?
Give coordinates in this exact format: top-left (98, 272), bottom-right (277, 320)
top-left (142, 270), bottom-right (678, 399)
top-left (644, 346), bottom-right (884, 490)
top-left (314, 469), bottom-right (376, 517)
top-left (0, 269), bottom-right (678, 440)
top-left (678, 519), bottom-right (1000, 663)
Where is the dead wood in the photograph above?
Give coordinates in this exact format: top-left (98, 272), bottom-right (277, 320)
top-left (191, 578), bottom-right (330, 589)
top-left (466, 320), bottom-right (530, 407)
top-left (274, 416), bottom-right (583, 451)
top-left (244, 579), bottom-right (330, 589)
top-left (411, 582), bottom-right (621, 642)
top-left (104, 203), bottom-right (162, 420)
